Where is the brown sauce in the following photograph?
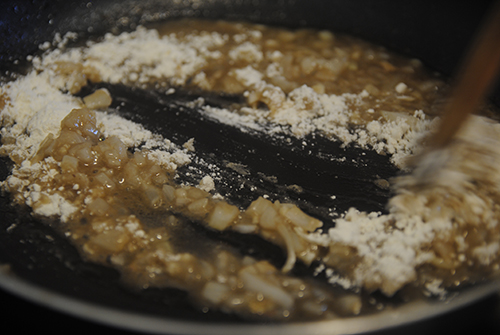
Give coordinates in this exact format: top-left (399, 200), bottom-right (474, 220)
top-left (1, 19), bottom-right (499, 322)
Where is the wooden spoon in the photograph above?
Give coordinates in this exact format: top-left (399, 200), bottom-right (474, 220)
top-left (431, 1), bottom-right (500, 148)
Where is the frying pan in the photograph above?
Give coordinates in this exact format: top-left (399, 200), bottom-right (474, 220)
top-left (1, 0), bottom-right (500, 334)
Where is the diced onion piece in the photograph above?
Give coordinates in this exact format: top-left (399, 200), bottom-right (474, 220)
top-left (162, 184), bottom-right (176, 202)
top-left (232, 224), bottom-right (258, 234)
top-left (187, 198), bottom-right (210, 217)
top-left (90, 229), bottom-right (130, 252)
top-left (123, 161), bottom-right (141, 188)
top-left (381, 110), bottom-right (417, 128)
top-left (187, 186), bottom-right (209, 200)
top-left (83, 88), bottom-right (113, 109)
top-left (246, 197), bottom-right (273, 224)
top-left (174, 188), bottom-right (191, 207)
top-left (239, 268), bottom-right (294, 309)
top-left (61, 155), bottom-right (79, 173)
top-left (61, 108), bottom-right (100, 142)
top-left (279, 204), bottom-right (322, 231)
top-left (202, 281), bottom-right (230, 304)
top-left (94, 172), bottom-right (116, 189)
top-left (144, 185), bottom-right (163, 208)
top-left (277, 223), bottom-right (297, 273)
top-left (68, 142), bottom-right (94, 164)
top-left (337, 295), bottom-right (362, 315)
top-left (97, 136), bottom-right (128, 168)
top-left (260, 205), bottom-right (279, 229)
top-left (88, 198), bottom-right (111, 216)
top-left (208, 202), bottom-right (240, 231)
top-left (301, 56), bottom-right (317, 75)
top-left (31, 134), bottom-right (55, 163)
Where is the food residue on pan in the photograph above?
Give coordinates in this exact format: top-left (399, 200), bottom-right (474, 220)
top-left (1, 19), bottom-right (499, 321)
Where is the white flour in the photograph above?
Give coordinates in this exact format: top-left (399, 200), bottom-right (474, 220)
top-left (0, 68), bottom-right (191, 218)
top-left (1, 22), bottom-right (499, 300)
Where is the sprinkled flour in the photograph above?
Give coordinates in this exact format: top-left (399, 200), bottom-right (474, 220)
top-left (1, 18), bottom-right (499, 320)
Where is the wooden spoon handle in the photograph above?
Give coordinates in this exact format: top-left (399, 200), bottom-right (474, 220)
top-left (432, 1), bottom-right (500, 148)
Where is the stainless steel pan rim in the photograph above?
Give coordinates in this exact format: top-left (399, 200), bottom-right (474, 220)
top-left (1, 270), bottom-right (498, 335)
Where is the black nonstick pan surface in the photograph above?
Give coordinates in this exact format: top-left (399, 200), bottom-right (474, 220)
top-left (1, 0), bottom-right (500, 334)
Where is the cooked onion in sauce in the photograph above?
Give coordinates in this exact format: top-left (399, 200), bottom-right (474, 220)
top-left (1, 19), bottom-right (499, 322)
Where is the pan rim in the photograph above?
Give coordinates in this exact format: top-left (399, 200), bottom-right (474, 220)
top-left (0, 269), bottom-right (498, 335)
